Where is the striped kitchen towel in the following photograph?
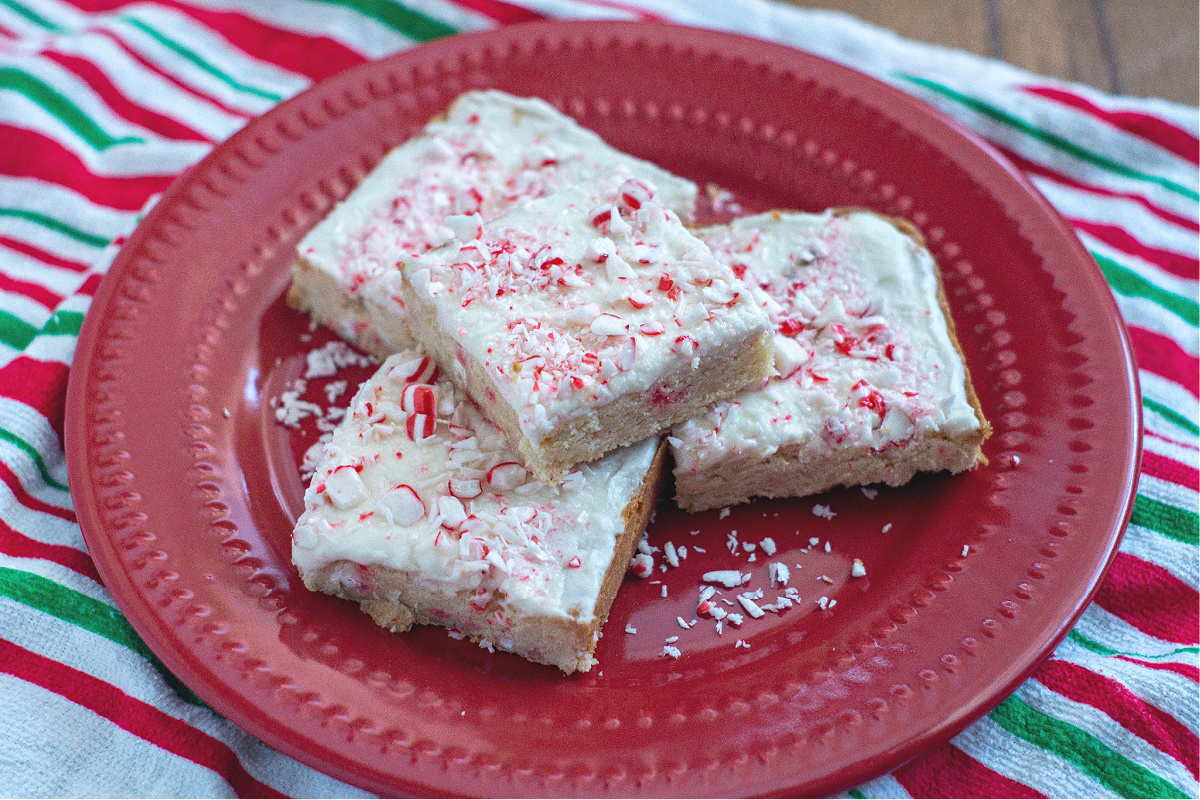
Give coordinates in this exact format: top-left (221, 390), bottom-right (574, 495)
top-left (0, 0), bottom-right (1195, 796)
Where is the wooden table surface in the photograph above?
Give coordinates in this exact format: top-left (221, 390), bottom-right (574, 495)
top-left (777, 0), bottom-right (1199, 106)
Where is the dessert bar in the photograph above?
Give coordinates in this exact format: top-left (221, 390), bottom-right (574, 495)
top-left (289, 90), bottom-right (698, 357)
top-left (671, 210), bottom-right (990, 511)
top-left (396, 168), bottom-right (775, 483)
top-left (292, 351), bottom-right (666, 674)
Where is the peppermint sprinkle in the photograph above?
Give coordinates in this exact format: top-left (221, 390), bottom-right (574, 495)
top-left (769, 562), bottom-right (790, 588)
top-left (737, 595), bottom-right (766, 619)
top-left (665, 635), bottom-right (679, 644)
top-left (719, 507), bottom-right (731, 520)
top-left (676, 616), bottom-right (691, 630)
top-left (817, 596), bottom-right (830, 610)
top-left (812, 503), bottom-right (836, 520)
top-left (662, 645), bottom-right (681, 659)
top-left (824, 540), bottom-right (832, 553)
top-left (664, 541), bottom-right (680, 568)
top-left (861, 487), bottom-right (878, 500)
top-left (962, 545), bottom-right (971, 557)
top-left (735, 639), bottom-right (750, 649)
top-left (625, 624), bottom-right (637, 634)
top-left (882, 523), bottom-right (893, 533)
top-left (702, 570), bottom-right (746, 588)
top-left (851, 558), bottom-right (867, 578)
top-left (760, 537), bottom-right (777, 555)
top-left (661, 585), bottom-right (668, 598)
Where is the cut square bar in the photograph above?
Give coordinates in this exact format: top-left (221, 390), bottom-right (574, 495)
top-left (292, 351), bottom-right (666, 674)
top-left (289, 90), bottom-right (698, 356)
top-left (671, 210), bottom-right (990, 512)
top-left (396, 168), bottom-right (775, 483)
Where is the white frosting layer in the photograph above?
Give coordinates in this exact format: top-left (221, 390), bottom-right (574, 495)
top-left (397, 168), bottom-right (772, 446)
top-left (296, 90), bottom-right (697, 306)
top-left (673, 211), bottom-right (980, 472)
top-left (292, 352), bottom-right (658, 623)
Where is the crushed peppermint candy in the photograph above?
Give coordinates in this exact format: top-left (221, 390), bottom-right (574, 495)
top-left (861, 486), bottom-right (878, 500)
top-left (628, 553), bottom-right (655, 579)
top-left (737, 595), bottom-right (766, 619)
top-left (812, 503), bottom-right (836, 520)
top-left (851, 558), bottom-right (867, 578)
top-left (305, 340), bottom-right (374, 379)
top-left (662, 645), bottom-right (681, 659)
top-left (702, 570), bottom-right (747, 588)
top-left (625, 624), bottom-right (637, 634)
top-left (760, 537), bottom-right (776, 555)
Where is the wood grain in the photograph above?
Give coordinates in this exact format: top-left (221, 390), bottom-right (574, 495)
top-left (774, 0), bottom-right (1198, 105)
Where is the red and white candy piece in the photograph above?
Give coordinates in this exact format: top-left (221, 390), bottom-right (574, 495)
top-left (614, 337), bottom-right (637, 371)
top-left (395, 355), bottom-right (439, 385)
top-left (377, 484), bottom-right (425, 526)
top-left (639, 321), bottom-right (665, 336)
top-left (324, 465), bottom-right (368, 510)
top-left (590, 313), bottom-right (629, 336)
top-left (406, 413), bottom-right (435, 441)
top-left (401, 384), bottom-right (436, 415)
top-left (628, 553), bottom-right (654, 579)
top-left (626, 290), bottom-right (653, 309)
top-left (671, 334), bottom-right (699, 355)
top-left (584, 237), bottom-right (614, 263)
top-left (617, 177), bottom-right (653, 213)
top-left (487, 462), bottom-right (527, 492)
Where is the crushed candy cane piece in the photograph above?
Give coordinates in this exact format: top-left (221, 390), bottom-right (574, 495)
top-left (812, 504), bottom-right (835, 519)
top-left (702, 570), bottom-right (746, 588)
top-left (737, 595), bottom-right (766, 619)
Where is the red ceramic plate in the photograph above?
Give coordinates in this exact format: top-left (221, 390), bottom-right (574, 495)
top-left (66, 21), bottom-right (1140, 797)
